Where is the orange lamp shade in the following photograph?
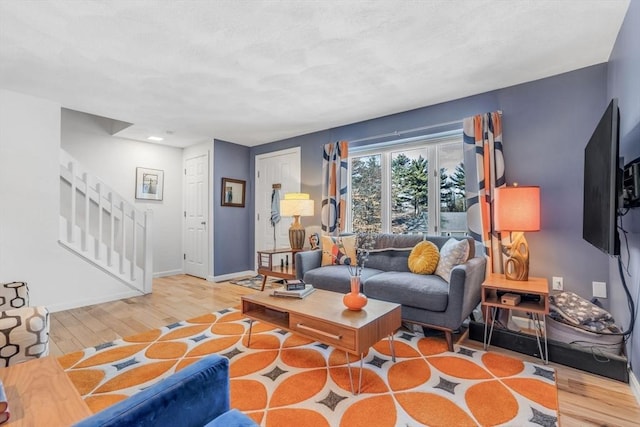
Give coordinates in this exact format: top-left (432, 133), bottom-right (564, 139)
top-left (494, 186), bottom-right (540, 231)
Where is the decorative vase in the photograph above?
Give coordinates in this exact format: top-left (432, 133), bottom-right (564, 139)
top-left (343, 276), bottom-right (368, 311)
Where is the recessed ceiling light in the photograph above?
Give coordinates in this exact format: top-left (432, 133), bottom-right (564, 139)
top-left (147, 136), bottom-right (164, 141)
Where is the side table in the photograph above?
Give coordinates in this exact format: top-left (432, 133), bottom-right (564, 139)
top-left (481, 273), bottom-right (550, 364)
top-left (256, 248), bottom-right (305, 291)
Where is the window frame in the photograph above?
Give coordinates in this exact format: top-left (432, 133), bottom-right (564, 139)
top-left (347, 130), bottom-right (464, 234)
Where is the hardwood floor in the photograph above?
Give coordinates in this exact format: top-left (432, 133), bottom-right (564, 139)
top-left (50, 274), bottom-right (640, 426)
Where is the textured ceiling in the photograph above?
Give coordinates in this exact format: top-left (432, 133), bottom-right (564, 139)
top-left (0, 0), bottom-right (630, 147)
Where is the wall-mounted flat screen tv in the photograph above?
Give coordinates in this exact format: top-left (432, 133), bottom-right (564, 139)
top-left (583, 98), bottom-right (620, 256)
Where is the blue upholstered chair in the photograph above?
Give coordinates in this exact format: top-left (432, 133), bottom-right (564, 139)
top-left (73, 354), bottom-right (257, 427)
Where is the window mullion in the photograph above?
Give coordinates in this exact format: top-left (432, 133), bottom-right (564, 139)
top-left (428, 145), bottom-right (439, 235)
top-left (381, 152), bottom-right (391, 233)
top-left (346, 160), bottom-right (353, 232)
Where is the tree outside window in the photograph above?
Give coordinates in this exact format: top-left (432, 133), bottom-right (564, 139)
top-left (349, 135), bottom-right (466, 235)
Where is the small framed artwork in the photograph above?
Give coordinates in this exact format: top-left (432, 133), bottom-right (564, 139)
top-left (135, 167), bottom-right (164, 201)
top-left (221, 178), bottom-right (246, 207)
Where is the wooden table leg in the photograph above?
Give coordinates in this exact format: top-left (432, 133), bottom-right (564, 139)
top-left (260, 275), bottom-right (268, 291)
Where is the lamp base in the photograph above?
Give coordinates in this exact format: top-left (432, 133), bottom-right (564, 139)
top-left (288, 215), bottom-right (305, 250)
top-left (504, 232), bottom-right (530, 281)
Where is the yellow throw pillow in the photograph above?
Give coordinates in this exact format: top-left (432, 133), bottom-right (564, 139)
top-left (321, 235), bottom-right (357, 266)
top-left (408, 241), bottom-right (440, 274)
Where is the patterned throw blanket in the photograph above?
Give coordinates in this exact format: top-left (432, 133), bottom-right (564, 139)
top-left (549, 291), bottom-right (621, 333)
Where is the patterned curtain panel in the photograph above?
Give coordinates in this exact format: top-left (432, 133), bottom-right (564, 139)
top-left (321, 141), bottom-right (349, 236)
top-left (463, 112), bottom-right (505, 275)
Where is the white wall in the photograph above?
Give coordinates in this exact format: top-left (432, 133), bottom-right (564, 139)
top-left (0, 89), bottom-right (138, 311)
top-left (61, 109), bottom-right (184, 277)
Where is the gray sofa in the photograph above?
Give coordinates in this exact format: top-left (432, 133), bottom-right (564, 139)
top-left (296, 234), bottom-right (486, 351)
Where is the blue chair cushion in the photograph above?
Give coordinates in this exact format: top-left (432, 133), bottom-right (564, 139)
top-left (204, 409), bottom-right (257, 427)
top-left (74, 354), bottom-right (241, 427)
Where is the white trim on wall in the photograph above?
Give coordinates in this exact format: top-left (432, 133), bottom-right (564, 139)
top-left (213, 270), bottom-right (256, 283)
top-left (630, 369), bottom-right (640, 406)
top-left (47, 290), bottom-right (142, 313)
top-left (153, 269), bottom-right (184, 278)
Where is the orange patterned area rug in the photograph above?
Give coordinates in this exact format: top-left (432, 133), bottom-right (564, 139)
top-left (59, 308), bottom-right (559, 426)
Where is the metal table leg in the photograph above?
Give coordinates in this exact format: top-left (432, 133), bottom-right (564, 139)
top-left (531, 313), bottom-right (548, 364)
top-left (247, 319), bottom-right (253, 348)
top-left (346, 352), bottom-right (364, 395)
top-left (388, 334), bottom-right (396, 362)
top-left (484, 306), bottom-right (497, 350)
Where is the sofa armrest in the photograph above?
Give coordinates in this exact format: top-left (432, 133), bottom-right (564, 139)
top-left (446, 256), bottom-right (487, 328)
top-left (74, 354), bottom-right (232, 427)
top-left (295, 250), bottom-right (322, 280)
top-left (0, 306), bottom-right (49, 367)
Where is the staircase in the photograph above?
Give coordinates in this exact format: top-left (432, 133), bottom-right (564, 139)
top-left (59, 150), bottom-right (153, 294)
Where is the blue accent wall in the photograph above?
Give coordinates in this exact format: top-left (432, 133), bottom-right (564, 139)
top-left (249, 64), bottom-right (611, 302)
top-left (607, 0), bottom-right (640, 384)
top-left (214, 139), bottom-right (251, 275)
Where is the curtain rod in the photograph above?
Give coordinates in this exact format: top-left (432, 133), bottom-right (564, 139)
top-left (349, 119), bottom-right (461, 144)
top-left (348, 110), bottom-right (502, 145)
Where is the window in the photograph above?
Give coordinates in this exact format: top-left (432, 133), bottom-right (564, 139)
top-left (348, 132), bottom-right (466, 236)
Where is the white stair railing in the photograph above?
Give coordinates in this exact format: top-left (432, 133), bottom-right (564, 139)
top-left (59, 150), bottom-right (153, 294)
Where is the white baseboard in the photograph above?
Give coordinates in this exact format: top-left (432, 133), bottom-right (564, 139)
top-left (213, 270), bottom-right (256, 283)
top-left (630, 368), bottom-right (640, 406)
top-left (153, 269), bottom-right (183, 278)
top-left (47, 290), bottom-right (142, 313)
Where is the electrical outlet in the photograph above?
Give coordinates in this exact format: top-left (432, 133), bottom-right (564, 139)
top-left (593, 281), bottom-right (607, 298)
top-left (552, 276), bottom-right (563, 290)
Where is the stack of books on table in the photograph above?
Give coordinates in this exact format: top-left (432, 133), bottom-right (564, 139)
top-left (271, 283), bottom-right (315, 299)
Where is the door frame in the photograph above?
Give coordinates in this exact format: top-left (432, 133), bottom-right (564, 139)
top-left (183, 143), bottom-right (213, 280)
top-left (254, 146), bottom-right (301, 265)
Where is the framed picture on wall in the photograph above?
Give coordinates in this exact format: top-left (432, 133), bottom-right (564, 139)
top-left (136, 167), bottom-right (164, 201)
top-left (221, 177), bottom-right (245, 207)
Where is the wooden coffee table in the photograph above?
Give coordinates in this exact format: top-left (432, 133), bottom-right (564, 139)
top-left (0, 356), bottom-right (92, 426)
top-left (241, 289), bottom-right (401, 394)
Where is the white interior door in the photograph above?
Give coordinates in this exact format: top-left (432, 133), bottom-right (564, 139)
top-left (184, 153), bottom-right (209, 278)
top-left (255, 147), bottom-right (301, 260)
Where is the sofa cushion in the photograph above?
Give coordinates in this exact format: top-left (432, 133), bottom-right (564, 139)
top-left (304, 266), bottom-right (383, 293)
top-left (366, 248), bottom-right (413, 272)
top-left (435, 238), bottom-right (470, 282)
top-left (364, 272), bottom-right (449, 312)
top-left (369, 233), bottom-right (425, 250)
top-left (321, 235), bottom-right (357, 266)
top-left (408, 241), bottom-right (440, 274)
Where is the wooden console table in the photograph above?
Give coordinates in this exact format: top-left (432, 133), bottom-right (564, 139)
top-left (0, 356), bottom-right (92, 426)
top-left (256, 248), bottom-right (305, 291)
